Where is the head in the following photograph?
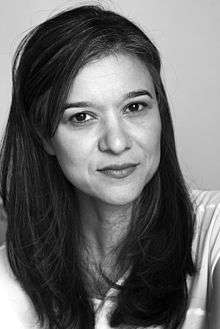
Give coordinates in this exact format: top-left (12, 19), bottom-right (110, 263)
top-left (8, 5), bottom-right (175, 206)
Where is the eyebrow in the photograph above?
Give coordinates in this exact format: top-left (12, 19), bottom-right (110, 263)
top-left (124, 89), bottom-right (153, 100)
top-left (63, 89), bottom-right (153, 110)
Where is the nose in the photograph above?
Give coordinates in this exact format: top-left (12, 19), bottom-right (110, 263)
top-left (98, 118), bottom-right (132, 154)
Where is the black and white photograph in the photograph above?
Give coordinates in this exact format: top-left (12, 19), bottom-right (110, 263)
top-left (0, 1), bottom-right (220, 328)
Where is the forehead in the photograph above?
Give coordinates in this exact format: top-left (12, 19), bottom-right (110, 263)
top-left (67, 54), bottom-right (155, 102)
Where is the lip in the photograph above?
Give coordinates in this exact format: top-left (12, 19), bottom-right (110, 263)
top-left (98, 163), bottom-right (139, 171)
top-left (97, 163), bottom-right (139, 179)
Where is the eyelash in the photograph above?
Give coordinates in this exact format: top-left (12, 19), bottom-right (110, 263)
top-left (69, 102), bottom-right (149, 126)
top-left (124, 102), bottom-right (148, 114)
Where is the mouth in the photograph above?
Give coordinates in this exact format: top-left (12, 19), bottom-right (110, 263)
top-left (97, 163), bottom-right (139, 179)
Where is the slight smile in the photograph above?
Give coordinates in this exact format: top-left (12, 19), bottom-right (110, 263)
top-left (97, 163), bottom-right (139, 179)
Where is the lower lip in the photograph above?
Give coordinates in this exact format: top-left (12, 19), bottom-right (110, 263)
top-left (98, 166), bottom-right (137, 179)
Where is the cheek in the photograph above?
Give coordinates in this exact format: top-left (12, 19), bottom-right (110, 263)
top-left (139, 115), bottom-right (161, 159)
top-left (139, 121), bottom-right (161, 184)
top-left (51, 132), bottom-right (90, 179)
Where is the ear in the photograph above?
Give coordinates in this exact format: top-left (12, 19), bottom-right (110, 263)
top-left (42, 138), bottom-right (55, 156)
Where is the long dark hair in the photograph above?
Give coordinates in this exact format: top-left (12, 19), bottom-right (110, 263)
top-left (0, 5), bottom-right (196, 329)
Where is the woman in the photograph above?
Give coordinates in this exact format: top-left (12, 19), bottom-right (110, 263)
top-left (0, 4), bottom-right (219, 329)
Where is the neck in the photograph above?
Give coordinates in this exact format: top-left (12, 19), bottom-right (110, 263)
top-left (77, 190), bottom-right (133, 262)
top-left (76, 191), bottom-right (135, 299)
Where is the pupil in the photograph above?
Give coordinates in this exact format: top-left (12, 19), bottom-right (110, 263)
top-left (76, 113), bottom-right (86, 121)
top-left (130, 104), bottom-right (138, 111)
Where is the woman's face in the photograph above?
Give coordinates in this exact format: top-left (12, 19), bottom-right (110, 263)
top-left (49, 53), bottom-right (161, 205)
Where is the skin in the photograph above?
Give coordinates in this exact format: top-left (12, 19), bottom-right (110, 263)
top-left (45, 53), bottom-right (161, 266)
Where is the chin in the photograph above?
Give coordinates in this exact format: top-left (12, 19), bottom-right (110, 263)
top-left (99, 190), bottom-right (141, 206)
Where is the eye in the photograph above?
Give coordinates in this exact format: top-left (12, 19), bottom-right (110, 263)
top-left (69, 112), bottom-right (95, 125)
top-left (124, 102), bottom-right (148, 114)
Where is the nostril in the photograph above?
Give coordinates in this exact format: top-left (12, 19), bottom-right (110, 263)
top-left (98, 132), bottom-right (132, 154)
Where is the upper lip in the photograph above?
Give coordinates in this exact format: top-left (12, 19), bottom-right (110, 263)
top-left (98, 163), bottom-right (139, 171)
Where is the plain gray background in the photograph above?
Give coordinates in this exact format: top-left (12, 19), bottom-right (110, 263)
top-left (0, 0), bottom-right (219, 193)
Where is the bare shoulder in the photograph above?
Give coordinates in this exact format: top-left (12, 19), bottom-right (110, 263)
top-left (0, 245), bottom-right (40, 328)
